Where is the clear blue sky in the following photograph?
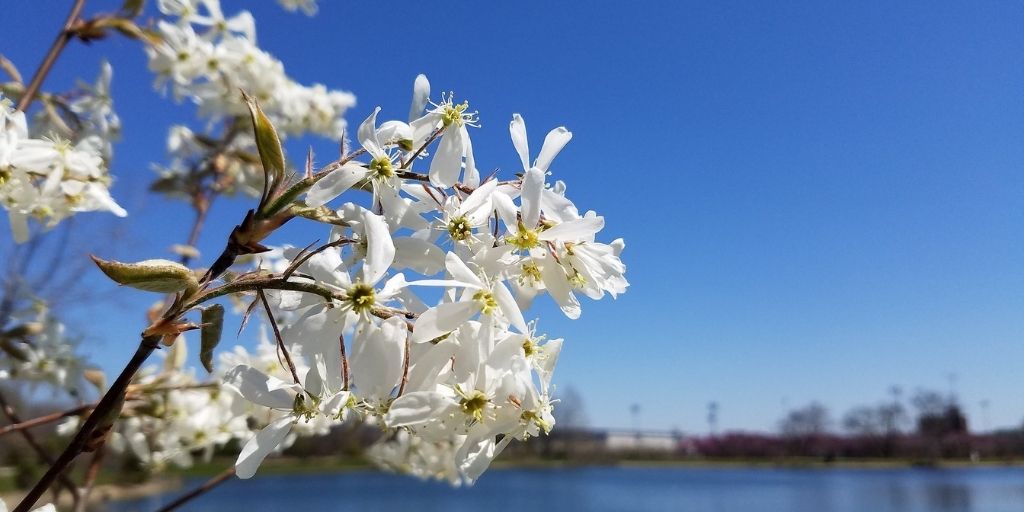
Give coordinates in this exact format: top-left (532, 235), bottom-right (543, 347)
top-left (2, 1), bottom-right (1022, 433)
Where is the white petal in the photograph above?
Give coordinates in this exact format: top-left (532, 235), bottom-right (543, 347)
top-left (376, 120), bottom-right (413, 147)
top-left (358, 107), bottom-right (383, 156)
top-left (223, 365), bottom-right (297, 410)
top-left (520, 167), bottom-right (545, 229)
top-left (534, 127), bottom-right (572, 172)
top-left (492, 281), bottom-right (527, 333)
top-left (351, 317), bottom-right (406, 400)
top-left (459, 435), bottom-right (511, 484)
top-left (285, 308), bottom-right (346, 392)
top-left (540, 188), bottom-right (579, 223)
top-left (457, 178), bottom-right (497, 218)
top-left (361, 210), bottom-right (395, 286)
top-left (463, 129), bottom-right (480, 188)
top-left (429, 127), bottom-right (464, 188)
top-left (540, 254), bottom-right (580, 319)
top-left (392, 237), bottom-right (445, 275)
top-left (537, 217), bottom-right (604, 242)
top-left (284, 245), bottom-right (343, 284)
top-left (444, 252), bottom-right (483, 288)
top-left (491, 192), bottom-right (519, 233)
top-left (407, 341), bottom-right (458, 392)
top-left (305, 164), bottom-right (366, 208)
top-left (539, 338), bottom-right (562, 391)
top-left (384, 391), bottom-right (452, 427)
top-left (411, 301), bottom-right (478, 343)
top-left (509, 114), bottom-right (530, 171)
top-left (410, 113), bottom-right (440, 150)
top-left (408, 74), bottom-right (431, 122)
top-left (235, 416), bottom-right (293, 479)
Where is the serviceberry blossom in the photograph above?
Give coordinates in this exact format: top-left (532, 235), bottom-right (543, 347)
top-left (0, 301), bottom-right (88, 396)
top-left (216, 75), bottom-right (628, 484)
top-left (146, 0), bottom-right (354, 200)
top-left (0, 63), bottom-right (127, 243)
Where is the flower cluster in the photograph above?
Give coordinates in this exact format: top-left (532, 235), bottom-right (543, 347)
top-left (0, 301), bottom-right (88, 396)
top-left (223, 76), bottom-right (627, 484)
top-left (0, 63), bottom-right (126, 243)
top-left (147, 0), bottom-right (355, 198)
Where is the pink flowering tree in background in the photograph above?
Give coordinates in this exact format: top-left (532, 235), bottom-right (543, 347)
top-left (0, 1), bottom-right (628, 511)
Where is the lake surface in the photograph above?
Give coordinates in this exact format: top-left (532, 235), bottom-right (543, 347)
top-left (109, 466), bottom-right (1024, 512)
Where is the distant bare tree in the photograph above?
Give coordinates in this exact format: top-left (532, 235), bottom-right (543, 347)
top-left (779, 402), bottom-right (831, 437)
top-left (912, 388), bottom-right (968, 437)
top-left (843, 406), bottom-right (883, 436)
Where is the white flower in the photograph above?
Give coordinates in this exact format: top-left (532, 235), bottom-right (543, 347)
top-left (225, 363), bottom-right (348, 478)
top-left (410, 252), bottom-right (527, 344)
top-left (409, 90), bottom-right (480, 188)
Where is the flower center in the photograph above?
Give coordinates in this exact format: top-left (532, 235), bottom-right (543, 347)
top-left (508, 225), bottom-right (540, 250)
top-left (348, 283), bottom-right (376, 314)
top-left (521, 410), bottom-right (552, 434)
top-left (459, 390), bottom-right (490, 423)
top-left (368, 156), bottom-right (394, 179)
top-left (473, 290), bottom-right (497, 314)
top-left (441, 101), bottom-right (470, 127)
top-left (447, 216), bottom-right (472, 242)
top-left (522, 338), bottom-right (537, 358)
top-left (292, 393), bottom-right (319, 421)
top-left (520, 262), bottom-right (542, 284)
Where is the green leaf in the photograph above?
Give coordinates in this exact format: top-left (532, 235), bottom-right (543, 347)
top-left (92, 256), bottom-right (198, 294)
top-left (199, 304), bottom-right (225, 373)
top-left (243, 92), bottom-right (286, 216)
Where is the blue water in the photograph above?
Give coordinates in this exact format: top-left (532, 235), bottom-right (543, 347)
top-left (110, 466), bottom-right (1024, 512)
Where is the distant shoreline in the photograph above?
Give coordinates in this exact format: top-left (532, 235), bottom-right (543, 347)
top-left (6, 457), bottom-right (1023, 507)
top-left (168, 456), bottom-right (1024, 479)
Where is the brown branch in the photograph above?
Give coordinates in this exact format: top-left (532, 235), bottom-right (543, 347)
top-left (71, 442), bottom-right (106, 512)
top-left (13, 335), bottom-right (161, 512)
top-left (397, 336), bottom-right (411, 397)
top-left (257, 289), bottom-right (300, 384)
top-left (281, 238), bottom-right (353, 280)
top-left (154, 466), bottom-right (236, 512)
top-left (0, 402), bottom-right (94, 437)
top-left (0, 390), bottom-right (80, 501)
top-left (400, 127), bottom-right (444, 168)
top-left (339, 334), bottom-right (349, 391)
top-left (15, 0), bottom-right (88, 112)
top-left (180, 194), bottom-right (210, 266)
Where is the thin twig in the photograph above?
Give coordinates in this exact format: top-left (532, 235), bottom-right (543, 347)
top-left (0, 390), bottom-right (80, 501)
top-left (400, 127), bottom-right (444, 168)
top-left (397, 336), bottom-right (411, 397)
top-left (13, 335), bottom-right (161, 512)
top-left (15, 0), bottom-right (87, 112)
top-left (0, 402), bottom-right (94, 437)
top-left (257, 289), bottom-right (300, 384)
top-left (180, 194), bottom-right (210, 266)
top-left (281, 238), bottom-right (353, 280)
top-left (154, 466), bottom-right (236, 512)
top-left (339, 334), bottom-right (349, 391)
top-left (72, 442), bottom-right (106, 512)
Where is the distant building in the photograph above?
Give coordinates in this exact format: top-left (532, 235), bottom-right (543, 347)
top-left (603, 430), bottom-right (683, 452)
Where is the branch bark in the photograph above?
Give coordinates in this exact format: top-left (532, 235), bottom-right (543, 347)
top-left (15, 0), bottom-right (87, 112)
top-left (13, 335), bottom-right (160, 512)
